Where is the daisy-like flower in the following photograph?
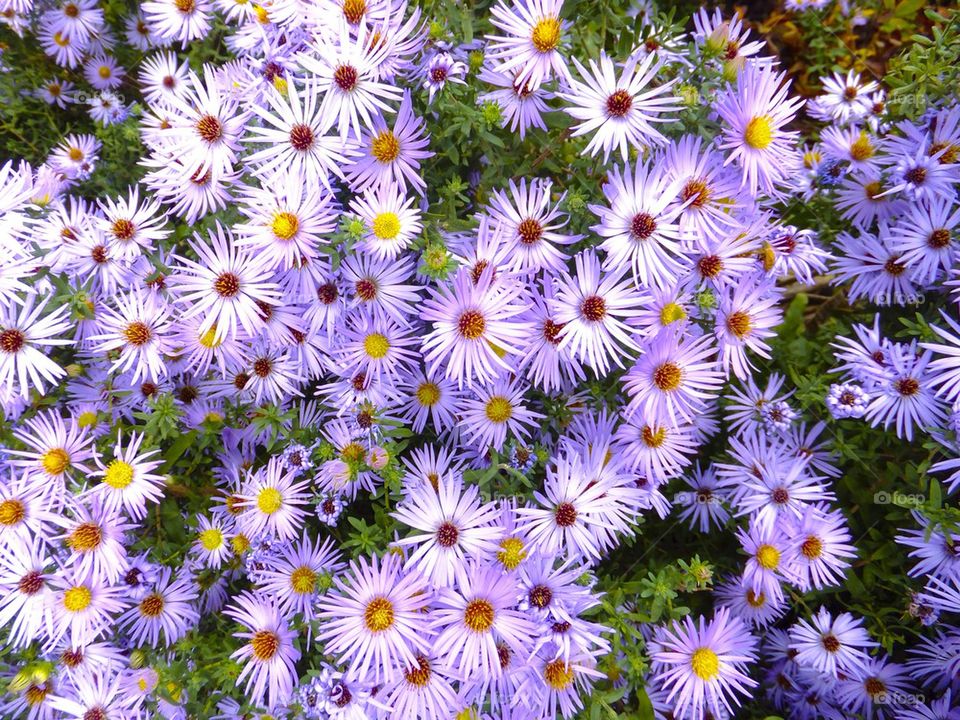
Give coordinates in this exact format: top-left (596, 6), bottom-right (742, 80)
top-left (714, 282), bottom-right (783, 381)
top-left (376, 652), bottom-right (461, 720)
top-left (8, 409), bottom-right (95, 490)
top-left (346, 90), bottom-right (433, 195)
top-left (396, 371), bottom-right (463, 435)
top-left (225, 591), bottom-right (301, 710)
top-left (650, 606), bottom-right (758, 719)
top-left (888, 195), bottom-right (960, 284)
top-left (342, 253), bottom-right (423, 324)
top-left (550, 250), bottom-right (642, 374)
top-left (139, 51), bottom-right (190, 106)
top-left (141, 0), bottom-right (213, 47)
top-left (88, 431), bottom-right (165, 521)
top-left (420, 266), bottom-right (530, 388)
top-left (47, 569), bottom-right (128, 648)
top-left (300, 20), bottom-right (402, 141)
top-left (0, 536), bottom-right (53, 648)
top-left (478, 64), bottom-right (554, 140)
top-left (460, 377), bottom-right (543, 451)
top-left (827, 382), bottom-right (871, 419)
top-left (422, 52), bottom-right (467, 102)
top-left (715, 62), bottom-right (805, 197)
top-left (486, 178), bottom-right (579, 275)
top-left (55, 497), bottom-right (135, 586)
top-left (675, 463), bottom-right (731, 533)
top-left (487, 0), bottom-right (570, 90)
top-left (864, 342), bottom-right (945, 441)
top-left (88, 290), bottom-right (173, 384)
top-left (623, 332), bottom-right (724, 425)
top-left (561, 50), bottom-right (680, 161)
top-left (316, 552), bottom-right (433, 683)
top-left (257, 532), bottom-right (344, 620)
top-left (392, 473), bottom-right (501, 586)
top-left (244, 78), bottom-right (356, 191)
top-left (785, 504), bottom-right (856, 591)
top-left (431, 560), bottom-right (537, 678)
top-left (788, 607), bottom-right (878, 678)
top-left (736, 520), bottom-right (791, 603)
top-left (235, 457), bottom-right (311, 542)
top-left (350, 182), bottom-right (423, 260)
top-left (590, 157), bottom-right (688, 289)
top-left (38, 77), bottom-right (75, 107)
top-left (0, 295), bottom-right (73, 400)
top-left (49, 669), bottom-right (137, 720)
top-left (118, 566), bottom-right (199, 646)
top-left (170, 223), bottom-right (280, 344)
top-left (816, 68), bottom-right (879, 124)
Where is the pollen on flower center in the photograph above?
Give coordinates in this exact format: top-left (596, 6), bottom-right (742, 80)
top-left (746, 589), bottom-right (766, 607)
top-left (257, 487), bottom-right (283, 514)
top-left (195, 114), bottom-right (223, 143)
top-left (929, 228), bottom-right (952, 249)
top-left (288, 123), bottom-right (314, 151)
top-left (528, 584), bottom-right (552, 608)
top-left (174, 0), bottom-right (196, 13)
top-left (18, 570), bottom-right (44, 595)
top-left (68, 522), bottom-right (103, 552)
top-left (214, 272), bottom-right (241, 298)
top-left (436, 521), bottom-right (460, 547)
top-left (363, 332), bottom-right (390, 359)
top-left (821, 633), bottom-right (841, 653)
top-left (0, 328), bottom-right (25, 354)
top-left (543, 318), bottom-right (565, 345)
top-left (404, 655), bottom-right (431, 687)
top-left (199, 527), bottom-right (223, 550)
top-left (124, 321), bottom-right (153, 346)
top-left (363, 596), bottom-right (395, 632)
top-left (606, 89), bottom-right (633, 118)
top-left (250, 629), bottom-right (280, 660)
top-left (355, 278), bottom-right (378, 301)
top-left (517, 217), bottom-right (543, 244)
top-left (463, 598), bottom-right (495, 632)
top-left (457, 309), bottom-right (486, 340)
top-left (801, 535), bottom-right (823, 559)
top-left (744, 115), bottom-right (774, 150)
top-left (199, 324), bottom-right (222, 349)
top-left (41, 447), bottom-right (71, 475)
top-left (756, 544), bottom-right (780, 569)
top-left (334, 65), bottom-right (359, 92)
top-left (884, 256), bottom-right (906, 276)
top-left (290, 565), bottom-right (317, 594)
top-left (497, 536), bottom-right (527, 569)
top-left (864, 677), bottom-right (886, 698)
top-left (485, 396), bottom-right (513, 423)
top-left (111, 218), bottom-right (135, 241)
top-left (104, 459), bottom-right (135, 489)
top-left (531, 17), bottom-right (562, 53)
top-left (641, 425), bottom-right (667, 448)
top-left (726, 310), bottom-right (752, 339)
top-left (139, 593), bottom-right (165, 617)
top-left (554, 501), bottom-right (577, 527)
top-left (698, 254), bottom-right (723, 278)
top-left (63, 585), bottom-right (93, 612)
top-left (895, 377), bottom-right (919, 396)
top-left (690, 647), bottom-right (720, 680)
top-left (253, 357), bottom-right (272, 377)
top-left (660, 302), bottom-right (687, 325)
top-left (0, 499), bottom-right (25, 526)
top-left (580, 295), bottom-right (607, 321)
top-left (630, 212), bottom-right (657, 240)
top-left (850, 133), bottom-right (874, 161)
top-left (341, 0), bottom-right (366, 24)
top-left (372, 212), bottom-right (401, 240)
top-left (652, 361), bottom-right (682, 391)
top-left (415, 381), bottom-right (440, 406)
top-left (371, 130), bottom-right (400, 163)
top-left (68, 147), bottom-right (84, 162)
top-left (272, 212), bottom-right (299, 240)
top-left (543, 658), bottom-right (574, 689)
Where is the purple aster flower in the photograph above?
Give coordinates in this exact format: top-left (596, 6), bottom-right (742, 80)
top-left (788, 607), bottom-right (878, 678)
top-left (827, 382), bottom-right (870, 418)
top-left (487, 0), bottom-right (570, 90)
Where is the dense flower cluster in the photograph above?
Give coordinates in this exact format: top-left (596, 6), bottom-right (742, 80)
top-left (0, 0), bottom-right (959, 718)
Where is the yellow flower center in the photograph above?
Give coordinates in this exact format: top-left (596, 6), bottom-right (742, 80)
top-left (104, 460), bottom-right (134, 489)
top-left (341, 442), bottom-right (365, 464)
top-left (653, 362), bottom-right (682, 391)
top-left (726, 310), bottom-right (752, 339)
top-left (463, 598), bottom-right (495, 632)
top-left (371, 130), bottom-right (400, 163)
top-left (98, 65), bottom-right (111, 79)
top-left (253, 4), bottom-right (269, 22)
top-left (232, 533), bottom-right (251, 554)
top-left (199, 324), bottom-right (222, 349)
top-left (364, 596), bottom-right (395, 632)
top-left (68, 147), bottom-right (84, 162)
top-left (371, 212), bottom-right (401, 241)
top-left (641, 425), bottom-right (667, 448)
top-left (272, 212), bottom-right (299, 240)
top-left (63, 585), bottom-right (93, 612)
top-left (257, 487), bottom-right (283, 514)
top-left (659, 302), bottom-right (687, 325)
top-left (496, 536), bottom-right (527, 570)
top-left (850, 132), bottom-right (874, 161)
top-left (41, 448), bottom-right (70, 476)
top-left (744, 116), bottom-right (773, 150)
top-left (756, 544), bottom-right (780, 570)
top-left (290, 566), bottom-right (317, 594)
top-left (199, 527), bottom-right (224, 551)
top-left (0, 499), bottom-right (25, 526)
top-left (691, 647), bottom-right (720, 680)
top-left (67, 522), bottom-right (102, 552)
top-left (415, 381), bottom-right (441, 407)
top-left (363, 332), bottom-right (390, 359)
top-left (485, 396), bottom-right (513, 423)
top-left (139, 593), bottom-right (165, 618)
top-left (250, 630), bottom-right (279, 660)
top-left (531, 17), bottom-right (561, 53)
top-left (77, 411), bottom-right (98, 428)
top-left (543, 659), bottom-right (574, 690)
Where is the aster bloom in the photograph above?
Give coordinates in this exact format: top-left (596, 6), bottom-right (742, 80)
top-left (0, 295), bottom-right (73, 400)
top-left (55, 497), bottom-right (136, 586)
top-left (118, 566), bottom-right (199, 646)
top-left (591, 158), bottom-right (690, 290)
top-left (864, 342), bottom-right (945, 441)
top-left (235, 457), bottom-right (312, 542)
top-left (392, 474), bottom-right (500, 586)
top-left (316, 552), bottom-right (434, 683)
top-left (714, 282), bottom-right (783, 380)
top-left (8, 409), bottom-right (95, 490)
top-left (431, 560), bottom-right (537, 678)
top-left (816, 69), bottom-right (879, 124)
top-left (350, 181), bottom-right (422, 260)
top-left (715, 62), bottom-right (805, 197)
top-left (789, 607), bottom-right (878, 678)
top-left (550, 249), bottom-right (643, 374)
top-left (478, 65), bottom-right (554, 139)
top-left (487, 0), bottom-right (570, 90)
top-left (420, 266), bottom-right (530, 388)
top-left (171, 223), bottom-right (280, 344)
top-left (257, 532), bottom-right (343, 619)
top-left (0, 536), bottom-right (53, 648)
top-left (88, 430), bottom-right (165, 521)
top-left (47, 569), bottom-right (128, 648)
top-left (888, 195), bottom-right (960, 284)
top-left (562, 50), bottom-right (681, 161)
top-left (225, 591), bottom-right (301, 710)
top-left (651, 606), bottom-right (759, 719)
top-left (142, 0), bottom-right (212, 46)
top-left (786, 504), bottom-right (856, 591)
top-left (88, 290), bottom-right (174, 384)
top-left (460, 377), bottom-right (543, 451)
top-left (422, 52), bottom-right (467, 102)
